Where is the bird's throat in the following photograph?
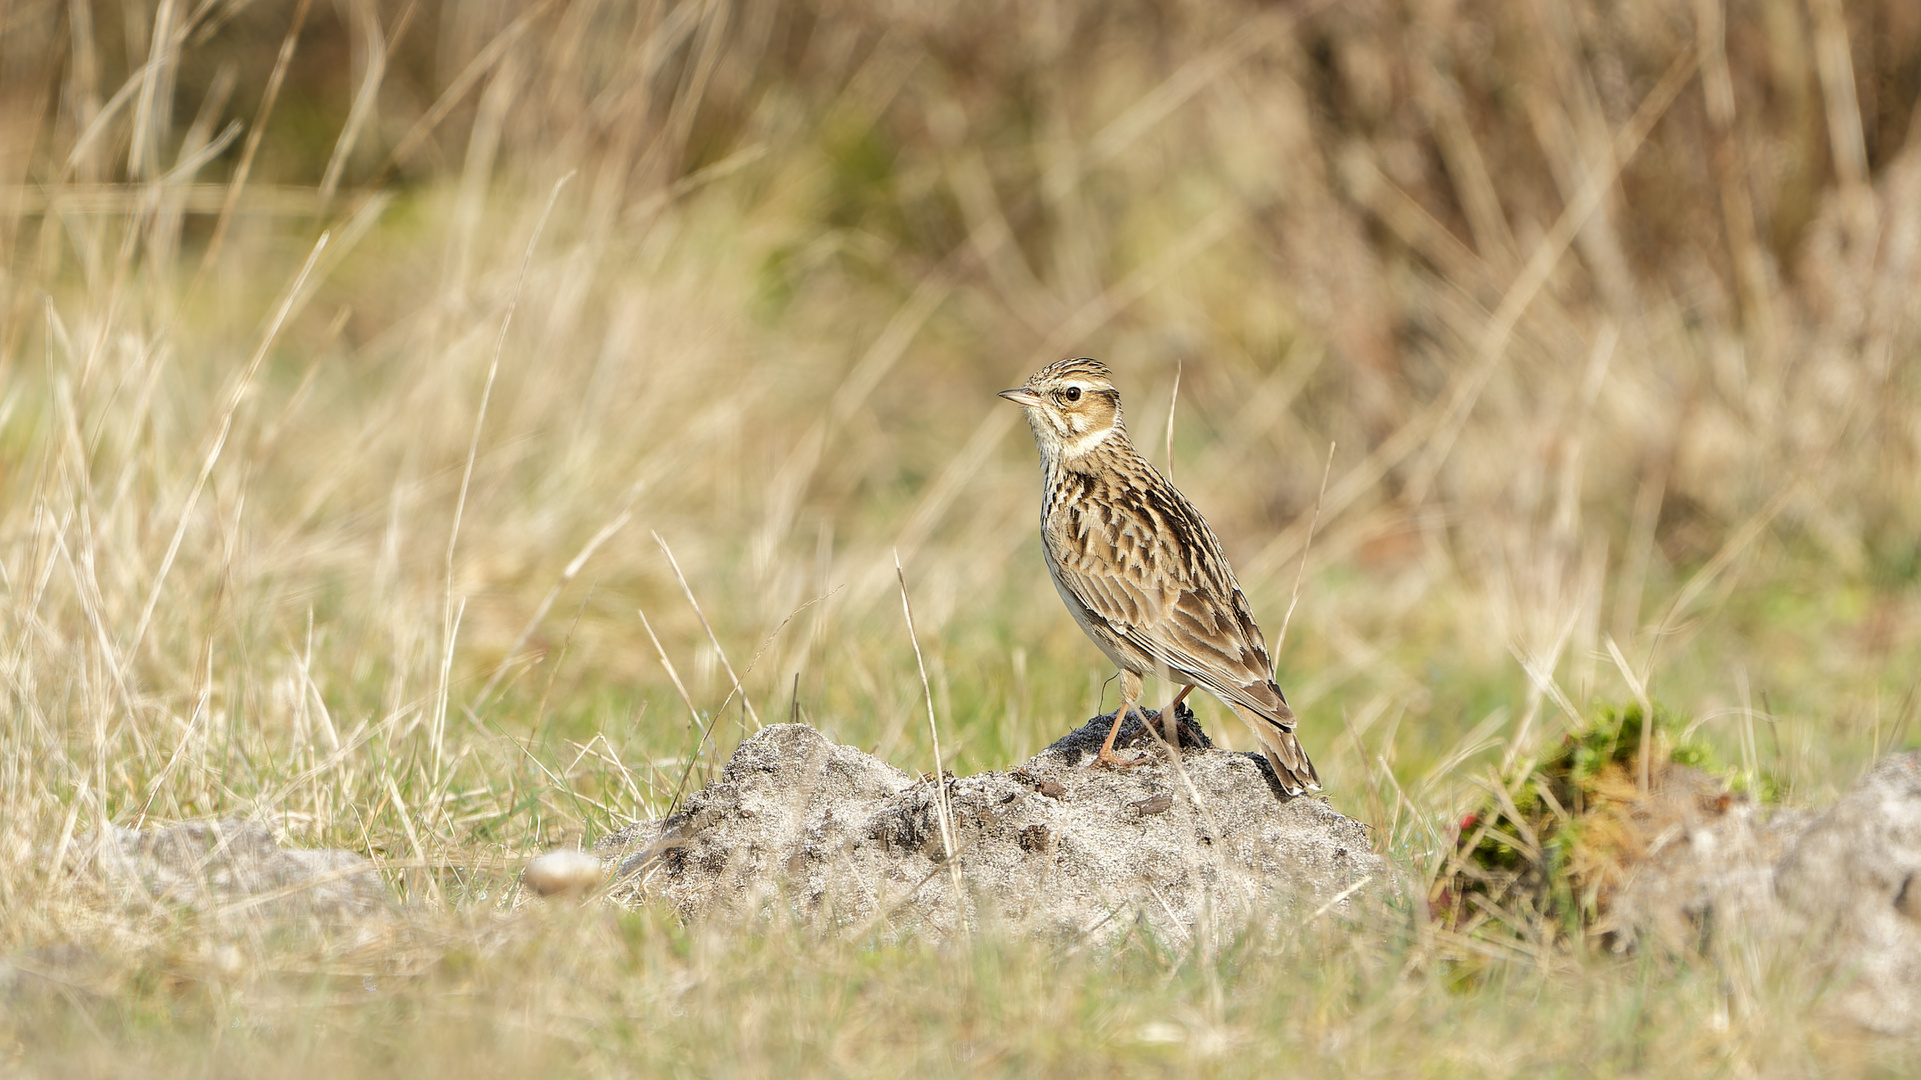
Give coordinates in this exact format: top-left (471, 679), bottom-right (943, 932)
top-left (1056, 423), bottom-right (1119, 461)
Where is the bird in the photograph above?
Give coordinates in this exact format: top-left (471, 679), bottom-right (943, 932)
top-left (998, 357), bottom-right (1320, 795)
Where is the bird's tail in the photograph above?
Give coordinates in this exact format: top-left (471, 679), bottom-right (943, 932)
top-left (1231, 704), bottom-right (1322, 796)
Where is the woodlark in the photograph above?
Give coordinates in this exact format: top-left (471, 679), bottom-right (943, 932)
top-left (999, 357), bottom-right (1321, 795)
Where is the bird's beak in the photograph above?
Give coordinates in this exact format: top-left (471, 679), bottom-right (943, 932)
top-left (997, 387), bottom-right (1043, 407)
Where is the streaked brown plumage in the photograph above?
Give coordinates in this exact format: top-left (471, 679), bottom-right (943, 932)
top-left (999, 357), bottom-right (1320, 795)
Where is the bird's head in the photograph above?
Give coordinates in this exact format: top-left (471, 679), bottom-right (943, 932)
top-left (998, 357), bottom-right (1126, 461)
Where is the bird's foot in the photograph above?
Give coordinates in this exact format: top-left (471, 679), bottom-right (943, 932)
top-left (1094, 746), bottom-right (1151, 769)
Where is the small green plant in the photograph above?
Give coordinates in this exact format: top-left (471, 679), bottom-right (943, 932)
top-left (1432, 702), bottom-right (1743, 942)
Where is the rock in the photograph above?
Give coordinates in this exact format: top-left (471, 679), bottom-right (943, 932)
top-left (1591, 781), bottom-right (1811, 953)
top-left (1603, 752), bottom-right (1921, 1034)
top-left (599, 710), bottom-right (1388, 944)
top-left (522, 848), bottom-right (605, 898)
top-left (1772, 753), bottom-right (1921, 1033)
top-left (68, 818), bottom-right (391, 938)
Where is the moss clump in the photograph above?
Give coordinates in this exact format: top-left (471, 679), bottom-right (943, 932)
top-left (1431, 703), bottom-right (1748, 942)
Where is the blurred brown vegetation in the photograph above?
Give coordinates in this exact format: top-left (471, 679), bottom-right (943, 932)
top-left (3, 1), bottom-right (1921, 1073)
top-left (7, 0), bottom-right (1920, 537)
top-left (2, 0), bottom-right (1918, 824)
top-left (1, 0), bottom-right (1917, 828)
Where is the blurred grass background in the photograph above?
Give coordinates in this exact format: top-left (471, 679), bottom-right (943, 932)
top-left (2, 0), bottom-right (1920, 1074)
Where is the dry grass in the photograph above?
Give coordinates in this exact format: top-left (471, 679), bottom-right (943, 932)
top-left (1, 0), bottom-right (1919, 1074)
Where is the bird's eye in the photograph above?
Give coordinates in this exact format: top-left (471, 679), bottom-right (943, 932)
top-left (1063, 386), bottom-right (1082, 403)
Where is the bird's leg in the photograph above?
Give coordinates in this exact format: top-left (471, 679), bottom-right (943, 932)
top-left (1158, 685), bottom-right (1194, 744)
top-left (1097, 671), bottom-right (1149, 768)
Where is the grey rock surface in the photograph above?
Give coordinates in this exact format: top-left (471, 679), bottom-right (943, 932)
top-left (70, 818), bottom-right (391, 934)
top-left (1772, 753), bottom-right (1921, 1034)
top-left (1604, 751), bottom-right (1921, 1034)
top-left (1596, 782), bottom-right (1812, 954)
top-left (599, 710), bottom-right (1387, 944)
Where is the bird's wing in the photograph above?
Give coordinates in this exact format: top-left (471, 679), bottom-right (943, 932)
top-left (1047, 470), bottom-right (1291, 725)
